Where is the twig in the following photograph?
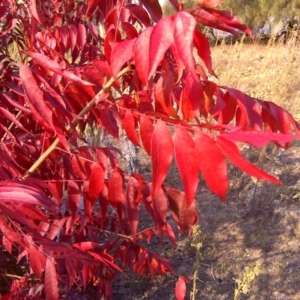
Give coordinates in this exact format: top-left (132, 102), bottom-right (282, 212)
top-left (210, 263), bottom-right (220, 285)
top-left (3, 274), bottom-right (25, 279)
top-left (265, 291), bottom-right (272, 300)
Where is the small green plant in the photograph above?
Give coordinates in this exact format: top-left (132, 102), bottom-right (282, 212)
top-left (234, 261), bottom-right (261, 300)
top-left (190, 225), bottom-right (202, 300)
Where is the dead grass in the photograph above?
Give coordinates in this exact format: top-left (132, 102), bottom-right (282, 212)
top-left (209, 38), bottom-right (300, 122)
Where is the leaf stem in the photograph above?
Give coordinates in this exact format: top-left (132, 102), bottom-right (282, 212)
top-left (22, 66), bottom-right (131, 179)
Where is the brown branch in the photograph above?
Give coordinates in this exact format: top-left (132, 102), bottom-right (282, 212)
top-left (22, 66), bottom-right (131, 180)
top-left (3, 274), bottom-right (25, 280)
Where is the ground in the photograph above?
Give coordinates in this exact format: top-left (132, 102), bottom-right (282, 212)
top-left (113, 141), bottom-right (300, 300)
top-left (112, 40), bottom-right (300, 299)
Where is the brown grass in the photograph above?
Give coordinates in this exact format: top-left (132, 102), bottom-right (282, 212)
top-left (209, 38), bottom-right (300, 122)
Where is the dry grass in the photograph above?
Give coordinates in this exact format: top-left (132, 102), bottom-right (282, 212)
top-left (209, 38), bottom-right (300, 122)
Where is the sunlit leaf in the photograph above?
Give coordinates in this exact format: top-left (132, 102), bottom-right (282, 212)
top-left (174, 127), bottom-right (198, 206)
top-left (217, 135), bottom-right (282, 184)
top-left (151, 120), bottom-right (173, 198)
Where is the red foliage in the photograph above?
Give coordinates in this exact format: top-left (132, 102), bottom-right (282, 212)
top-left (0, 0), bottom-right (299, 299)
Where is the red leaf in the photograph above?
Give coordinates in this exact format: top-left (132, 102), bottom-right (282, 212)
top-left (150, 256), bottom-right (159, 278)
top-left (122, 22), bottom-right (138, 39)
top-left (38, 222), bottom-right (50, 236)
top-left (88, 251), bottom-right (123, 272)
top-left (123, 110), bottom-right (141, 146)
top-left (47, 218), bottom-right (67, 240)
top-left (218, 91), bottom-right (237, 124)
top-left (206, 8), bottom-right (253, 37)
top-left (260, 100), bottom-right (300, 135)
top-left (151, 120), bottom-right (174, 198)
top-left (29, 0), bottom-right (44, 25)
top-left (29, 244), bottom-right (44, 279)
top-left (45, 257), bottom-right (58, 300)
top-left (151, 185), bottom-right (167, 229)
top-left (217, 136), bottom-right (282, 184)
top-left (86, 0), bottom-right (100, 16)
top-left (0, 6), bottom-right (8, 19)
top-left (67, 180), bottom-right (81, 220)
top-left (154, 71), bottom-right (178, 117)
top-left (77, 24), bottom-right (87, 49)
top-left (198, 0), bottom-right (223, 8)
top-left (0, 18), bottom-right (17, 37)
top-left (125, 4), bottom-right (151, 27)
top-left (82, 264), bottom-right (90, 288)
top-left (18, 205), bottom-right (47, 222)
top-left (193, 26), bottom-right (214, 74)
top-left (0, 215), bottom-right (26, 248)
top-left (195, 132), bottom-right (228, 202)
top-left (83, 181), bottom-right (94, 217)
top-left (71, 155), bottom-right (86, 180)
top-left (24, 52), bottom-right (94, 85)
top-left (126, 176), bottom-right (141, 237)
top-left (19, 64), bottom-right (54, 132)
top-left (142, 186), bottom-right (156, 222)
top-left (89, 162), bottom-right (105, 198)
top-left (108, 168), bottom-right (125, 208)
top-left (220, 131), bottom-right (300, 148)
top-left (225, 88), bottom-right (263, 130)
top-left (66, 259), bottom-right (76, 286)
top-left (174, 127), bottom-right (199, 206)
top-left (73, 241), bottom-right (101, 251)
top-left (69, 24), bottom-right (77, 51)
top-left (111, 38), bottom-right (136, 78)
top-left (2, 235), bottom-right (12, 254)
top-left (1, 93), bottom-right (31, 114)
top-left (0, 181), bottom-right (57, 209)
top-left (168, 0), bottom-right (180, 11)
top-left (170, 43), bottom-right (185, 83)
top-left (0, 107), bottom-right (33, 136)
top-left (82, 65), bottom-right (105, 87)
top-left (175, 276), bottom-right (186, 300)
top-left (134, 27), bottom-right (153, 85)
top-left (174, 12), bottom-right (198, 81)
top-left (140, 0), bottom-right (162, 23)
top-left (139, 114), bottom-right (154, 155)
top-left (98, 184), bottom-right (109, 230)
top-left (181, 72), bottom-right (204, 120)
top-left (93, 59), bottom-right (111, 77)
top-left (192, 8), bottom-right (253, 38)
top-left (167, 188), bottom-right (198, 231)
top-left (163, 223), bottom-right (176, 246)
top-left (148, 17), bottom-right (174, 79)
top-left (100, 107), bottom-right (119, 139)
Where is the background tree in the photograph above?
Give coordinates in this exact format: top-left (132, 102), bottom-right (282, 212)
top-left (222, 0), bottom-right (300, 28)
top-left (0, 0), bottom-right (299, 299)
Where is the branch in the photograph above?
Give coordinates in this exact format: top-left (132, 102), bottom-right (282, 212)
top-left (2, 274), bottom-right (25, 279)
top-left (22, 66), bottom-right (131, 179)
